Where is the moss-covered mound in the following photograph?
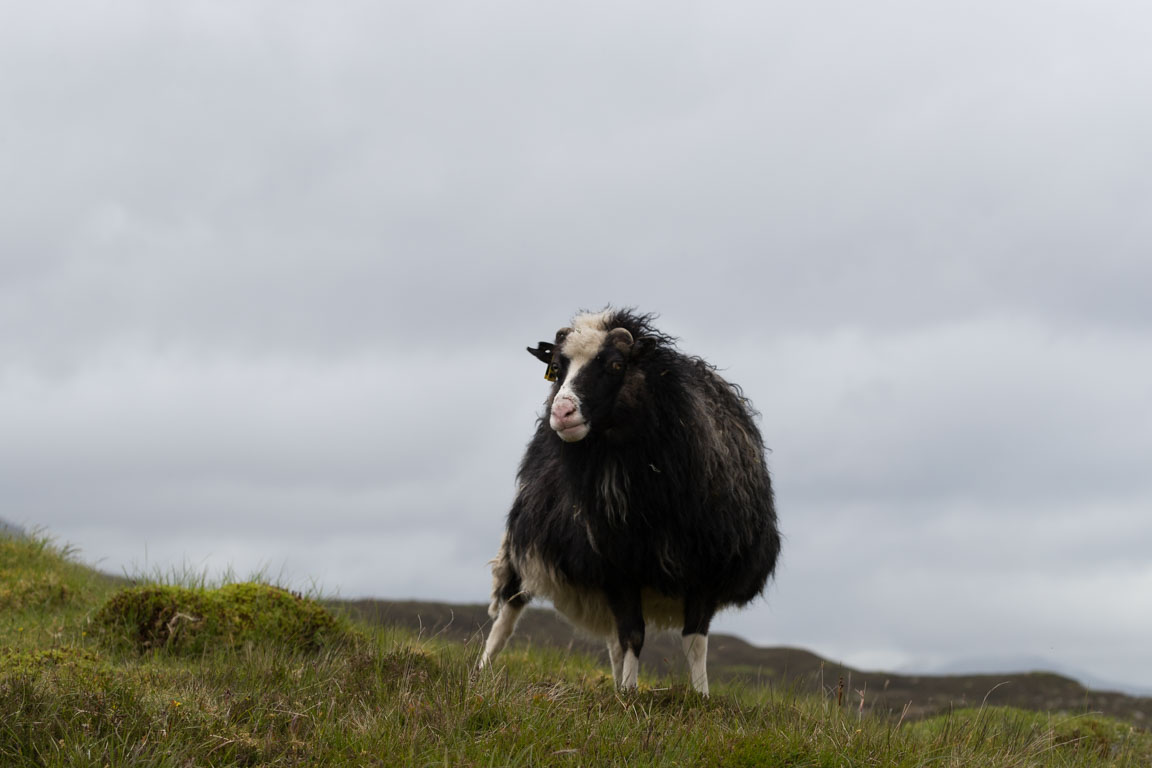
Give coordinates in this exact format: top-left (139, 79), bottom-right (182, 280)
top-left (94, 583), bottom-right (347, 655)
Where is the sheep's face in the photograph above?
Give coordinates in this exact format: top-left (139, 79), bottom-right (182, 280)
top-left (544, 313), bottom-right (635, 443)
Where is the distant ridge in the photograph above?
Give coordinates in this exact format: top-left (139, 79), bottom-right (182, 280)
top-left (333, 598), bottom-right (1152, 726)
top-left (912, 656), bottom-right (1152, 700)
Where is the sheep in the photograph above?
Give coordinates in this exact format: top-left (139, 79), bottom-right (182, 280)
top-left (479, 308), bottom-right (780, 694)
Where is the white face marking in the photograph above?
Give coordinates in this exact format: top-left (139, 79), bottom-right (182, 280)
top-left (554, 355), bottom-right (587, 409)
top-left (682, 633), bottom-right (710, 696)
top-left (549, 312), bottom-right (610, 442)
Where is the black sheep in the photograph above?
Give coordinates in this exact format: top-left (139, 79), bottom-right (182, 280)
top-left (480, 309), bottom-right (780, 694)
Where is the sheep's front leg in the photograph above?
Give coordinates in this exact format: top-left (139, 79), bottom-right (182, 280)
top-left (607, 636), bottom-right (624, 685)
top-left (682, 633), bottom-right (709, 696)
top-left (479, 535), bottom-right (528, 669)
top-left (607, 588), bottom-right (645, 691)
top-left (479, 601), bottom-right (524, 668)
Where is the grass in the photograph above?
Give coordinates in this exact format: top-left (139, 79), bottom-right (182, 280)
top-left (2, 532), bottom-right (1149, 767)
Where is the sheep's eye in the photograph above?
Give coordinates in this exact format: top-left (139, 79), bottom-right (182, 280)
top-left (611, 361), bottom-right (623, 372)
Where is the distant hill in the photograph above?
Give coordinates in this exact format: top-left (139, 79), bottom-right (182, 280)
top-left (914, 655), bottom-right (1152, 700)
top-left (334, 598), bottom-right (1152, 725)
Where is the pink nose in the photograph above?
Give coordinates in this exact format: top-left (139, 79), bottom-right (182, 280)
top-left (551, 396), bottom-right (579, 425)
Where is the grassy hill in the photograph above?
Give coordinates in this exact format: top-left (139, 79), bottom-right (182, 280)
top-left (3, 532), bottom-right (1150, 767)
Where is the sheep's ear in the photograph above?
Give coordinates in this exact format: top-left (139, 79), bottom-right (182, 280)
top-left (527, 342), bottom-right (554, 365)
top-left (528, 342), bottom-right (561, 381)
top-left (608, 328), bottom-right (634, 352)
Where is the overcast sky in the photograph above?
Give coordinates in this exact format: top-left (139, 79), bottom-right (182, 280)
top-left (3, 2), bottom-right (1151, 693)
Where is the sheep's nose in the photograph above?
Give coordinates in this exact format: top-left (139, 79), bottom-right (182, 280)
top-left (549, 394), bottom-right (589, 441)
top-left (552, 398), bottom-right (577, 420)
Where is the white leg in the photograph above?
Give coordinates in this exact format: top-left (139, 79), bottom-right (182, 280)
top-left (478, 602), bottom-right (524, 669)
top-left (607, 637), bottom-right (624, 684)
top-left (682, 633), bottom-right (709, 696)
top-left (621, 649), bottom-right (640, 691)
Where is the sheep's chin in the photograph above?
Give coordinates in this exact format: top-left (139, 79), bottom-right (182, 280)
top-left (555, 423), bottom-right (590, 442)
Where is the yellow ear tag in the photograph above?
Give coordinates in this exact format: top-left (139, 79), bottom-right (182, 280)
top-left (544, 365), bottom-right (557, 382)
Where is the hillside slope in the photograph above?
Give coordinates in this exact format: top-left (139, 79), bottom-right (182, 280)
top-left (337, 598), bottom-right (1152, 725)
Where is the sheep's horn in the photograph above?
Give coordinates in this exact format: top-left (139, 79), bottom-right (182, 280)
top-left (608, 328), bottom-right (634, 348)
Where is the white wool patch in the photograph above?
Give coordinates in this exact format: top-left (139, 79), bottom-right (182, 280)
top-left (572, 310), bottom-right (612, 332)
top-left (561, 311), bottom-right (610, 363)
top-left (513, 550), bottom-right (685, 636)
